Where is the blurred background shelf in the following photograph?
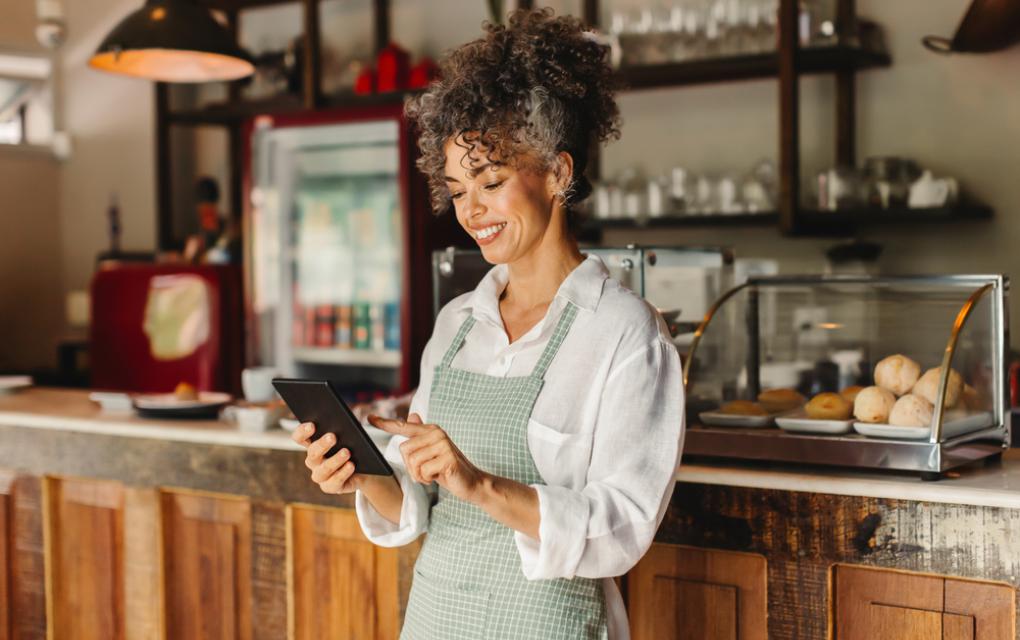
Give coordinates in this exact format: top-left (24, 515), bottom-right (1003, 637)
top-left (582, 204), bottom-right (993, 238)
top-left (291, 347), bottom-right (402, 368)
top-left (618, 45), bottom-right (891, 90)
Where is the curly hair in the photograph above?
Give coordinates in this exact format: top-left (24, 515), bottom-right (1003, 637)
top-left (404, 8), bottom-right (622, 226)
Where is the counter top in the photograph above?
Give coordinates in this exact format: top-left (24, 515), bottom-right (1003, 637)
top-left (2, 388), bottom-right (1018, 510)
top-left (0, 387), bottom-right (304, 451)
top-left (677, 450), bottom-right (1020, 510)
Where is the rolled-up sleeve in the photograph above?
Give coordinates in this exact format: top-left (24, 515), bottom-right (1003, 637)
top-left (355, 334), bottom-right (439, 546)
top-left (355, 429), bottom-right (435, 546)
top-left (514, 335), bottom-right (685, 580)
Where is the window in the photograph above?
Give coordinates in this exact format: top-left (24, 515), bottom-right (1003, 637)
top-left (0, 53), bottom-right (53, 147)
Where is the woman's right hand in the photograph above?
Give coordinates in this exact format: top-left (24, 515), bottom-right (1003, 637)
top-left (291, 422), bottom-right (364, 495)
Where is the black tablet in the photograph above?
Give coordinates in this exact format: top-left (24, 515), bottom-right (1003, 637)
top-left (272, 378), bottom-right (393, 476)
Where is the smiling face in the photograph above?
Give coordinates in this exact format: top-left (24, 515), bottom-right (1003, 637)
top-left (443, 135), bottom-right (568, 266)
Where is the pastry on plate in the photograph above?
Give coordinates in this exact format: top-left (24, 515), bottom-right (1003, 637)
top-left (757, 388), bottom-right (806, 413)
top-left (840, 385), bottom-right (864, 404)
top-left (805, 392), bottom-right (853, 420)
top-left (911, 367), bottom-right (964, 408)
top-left (173, 381), bottom-right (199, 401)
top-left (718, 400), bottom-right (768, 416)
top-left (888, 394), bottom-right (934, 428)
top-left (853, 386), bottom-right (896, 424)
top-left (873, 354), bottom-right (921, 396)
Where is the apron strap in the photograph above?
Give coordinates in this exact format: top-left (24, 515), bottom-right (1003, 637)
top-left (439, 314), bottom-right (477, 368)
top-left (530, 302), bottom-right (578, 380)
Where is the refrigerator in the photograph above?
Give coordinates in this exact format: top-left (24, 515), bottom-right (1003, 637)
top-left (243, 105), bottom-right (464, 401)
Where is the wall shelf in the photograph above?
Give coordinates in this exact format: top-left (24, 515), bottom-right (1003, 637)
top-left (618, 45), bottom-right (890, 91)
top-left (581, 204), bottom-right (992, 239)
top-left (292, 347), bottom-right (402, 368)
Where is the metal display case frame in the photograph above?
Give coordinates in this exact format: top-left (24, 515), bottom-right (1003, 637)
top-left (683, 274), bottom-right (1011, 480)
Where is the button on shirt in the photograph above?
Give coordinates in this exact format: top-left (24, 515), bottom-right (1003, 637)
top-left (355, 254), bottom-right (685, 639)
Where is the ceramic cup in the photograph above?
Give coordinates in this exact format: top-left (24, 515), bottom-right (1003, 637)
top-left (242, 366), bottom-right (280, 403)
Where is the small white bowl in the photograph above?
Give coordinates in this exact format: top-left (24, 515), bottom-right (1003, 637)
top-left (235, 405), bottom-right (285, 433)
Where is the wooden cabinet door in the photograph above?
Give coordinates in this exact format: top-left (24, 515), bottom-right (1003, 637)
top-left (162, 491), bottom-right (252, 640)
top-left (45, 477), bottom-right (126, 640)
top-left (944, 578), bottom-right (1015, 640)
top-left (834, 565), bottom-right (944, 640)
top-left (628, 544), bottom-right (768, 640)
top-left (289, 505), bottom-right (415, 640)
top-left (834, 565), bottom-right (1015, 640)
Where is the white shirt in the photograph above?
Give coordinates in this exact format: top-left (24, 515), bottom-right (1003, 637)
top-left (355, 254), bottom-right (685, 639)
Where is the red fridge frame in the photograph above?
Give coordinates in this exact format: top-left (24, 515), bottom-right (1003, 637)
top-left (241, 103), bottom-right (467, 394)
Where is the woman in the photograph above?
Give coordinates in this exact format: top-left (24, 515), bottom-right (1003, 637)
top-left (292, 9), bottom-right (684, 639)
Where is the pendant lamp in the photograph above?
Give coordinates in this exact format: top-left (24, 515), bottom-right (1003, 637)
top-left (89, 0), bottom-right (254, 82)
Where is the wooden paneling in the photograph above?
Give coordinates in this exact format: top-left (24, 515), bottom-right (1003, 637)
top-left (628, 543), bottom-right (767, 640)
top-left (8, 474), bottom-right (46, 640)
top-left (46, 477), bottom-right (126, 640)
top-left (251, 502), bottom-right (288, 640)
top-left (834, 565), bottom-right (1015, 640)
top-left (162, 490), bottom-right (252, 640)
top-left (946, 578), bottom-right (1016, 640)
top-left (122, 487), bottom-right (164, 640)
top-left (289, 505), bottom-right (418, 640)
top-left (0, 472), bottom-right (11, 640)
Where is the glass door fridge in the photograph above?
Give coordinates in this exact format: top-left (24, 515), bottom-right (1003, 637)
top-left (244, 106), bottom-right (462, 399)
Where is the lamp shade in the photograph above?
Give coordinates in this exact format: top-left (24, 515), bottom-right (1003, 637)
top-left (89, 0), bottom-right (254, 82)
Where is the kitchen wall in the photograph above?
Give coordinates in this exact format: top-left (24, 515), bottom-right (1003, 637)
top-left (57, 0), bottom-right (157, 294)
top-left (600, 0), bottom-right (1020, 288)
top-left (0, 2), bottom-right (64, 370)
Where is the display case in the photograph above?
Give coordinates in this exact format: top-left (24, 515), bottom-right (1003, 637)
top-left (683, 275), bottom-right (1010, 480)
top-left (431, 246), bottom-right (735, 344)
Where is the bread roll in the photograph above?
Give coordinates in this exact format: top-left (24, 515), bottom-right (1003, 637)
top-left (806, 392), bottom-right (853, 420)
top-left (719, 400), bottom-right (768, 416)
top-left (757, 388), bottom-right (806, 413)
top-left (873, 355), bottom-right (921, 396)
top-left (840, 385), bottom-right (864, 404)
top-left (911, 367), bottom-right (964, 408)
top-left (888, 394), bottom-right (934, 428)
top-left (853, 386), bottom-right (896, 424)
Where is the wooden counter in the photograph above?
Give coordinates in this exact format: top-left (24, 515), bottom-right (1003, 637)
top-left (1, 388), bottom-right (1017, 639)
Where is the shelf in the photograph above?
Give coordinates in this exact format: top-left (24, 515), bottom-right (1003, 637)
top-left (584, 212), bottom-right (779, 230)
top-left (166, 90), bottom-right (418, 125)
top-left (581, 205), bottom-right (992, 237)
top-left (794, 204), bottom-right (994, 235)
top-left (292, 347), bottom-right (402, 368)
top-left (617, 45), bottom-right (891, 91)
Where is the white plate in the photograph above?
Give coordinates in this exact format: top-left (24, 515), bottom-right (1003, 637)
top-left (0, 375), bottom-right (32, 393)
top-left (699, 411), bottom-right (775, 428)
top-left (775, 410), bottom-right (854, 435)
top-left (853, 411), bottom-right (995, 440)
top-left (133, 391), bottom-right (233, 409)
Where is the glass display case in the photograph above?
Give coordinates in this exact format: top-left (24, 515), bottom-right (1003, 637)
top-left (431, 246), bottom-right (735, 346)
top-left (683, 274), bottom-right (1010, 480)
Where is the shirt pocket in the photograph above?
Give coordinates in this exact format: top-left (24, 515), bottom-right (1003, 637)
top-left (527, 418), bottom-right (594, 489)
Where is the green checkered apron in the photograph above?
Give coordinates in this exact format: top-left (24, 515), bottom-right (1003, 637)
top-left (401, 302), bottom-right (608, 640)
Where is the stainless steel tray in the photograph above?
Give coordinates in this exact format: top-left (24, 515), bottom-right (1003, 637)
top-left (683, 424), bottom-right (1009, 480)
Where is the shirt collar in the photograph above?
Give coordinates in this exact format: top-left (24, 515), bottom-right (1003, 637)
top-left (466, 254), bottom-right (609, 327)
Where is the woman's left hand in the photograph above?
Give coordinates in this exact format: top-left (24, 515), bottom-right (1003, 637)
top-left (368, 413), bottom-right (488, 504)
